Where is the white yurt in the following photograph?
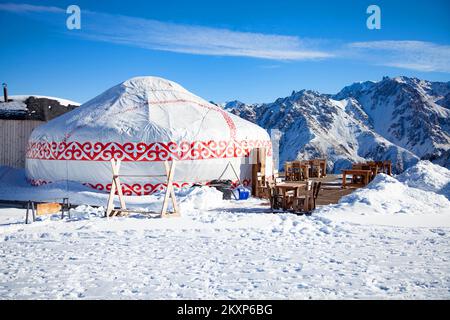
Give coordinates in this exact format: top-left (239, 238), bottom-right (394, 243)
top-left (25, 76), bottom-right (273, 195)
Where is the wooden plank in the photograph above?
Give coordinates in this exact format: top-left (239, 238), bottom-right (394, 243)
top-left (36, 202), bottom-right (62, 216)
top-left (163, 160), bottom-right (179, 215)
top-left (0, 120), bottom-right (44, 168)
top-left (161, 161), bottom-right (179, 217)
top-left (112, 159), bottom-right (127, 210)
top-left (110, 209), bottom-right (160, 214)
top-left (259, 147), bottom-right (266, 175)
top-left (105, 159), bottom-right (118, 217)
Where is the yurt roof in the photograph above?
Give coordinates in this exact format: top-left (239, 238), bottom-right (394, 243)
top-left (30, 76), bottom-right (270, 143)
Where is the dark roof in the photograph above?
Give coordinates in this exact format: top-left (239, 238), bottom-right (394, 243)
top-left (0, 96), bottom-right (79, 121)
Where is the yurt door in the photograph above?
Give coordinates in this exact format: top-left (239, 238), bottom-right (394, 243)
top-left (251, 147), bottom-right (266, 196)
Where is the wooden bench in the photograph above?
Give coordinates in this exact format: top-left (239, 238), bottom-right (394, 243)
top-left (342, 169), bottom-right (372, 188)
top-left (25, 198), bottom-right (70, 224)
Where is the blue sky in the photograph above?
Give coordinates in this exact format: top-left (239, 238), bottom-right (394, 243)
top-left (0, 0), bottom-right (449, 104)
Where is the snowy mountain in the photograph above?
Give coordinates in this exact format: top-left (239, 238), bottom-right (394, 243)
top-left (224, 76), bottom-right (450, 173)
top-left (335, 77), bottom-right (450, 168)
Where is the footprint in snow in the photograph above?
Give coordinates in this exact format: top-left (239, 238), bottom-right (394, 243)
top-left (430, 229), bottom-right (446, 236)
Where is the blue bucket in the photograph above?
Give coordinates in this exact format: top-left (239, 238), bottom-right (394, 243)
top-left (237, 187), bottom-right (250, 200)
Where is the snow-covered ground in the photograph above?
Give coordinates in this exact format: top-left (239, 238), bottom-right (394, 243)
top-left (0, 161), bottom-right (449, 299)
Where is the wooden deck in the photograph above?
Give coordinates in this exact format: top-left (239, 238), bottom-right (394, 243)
top-left (278, 174), bottom-right (358, 207)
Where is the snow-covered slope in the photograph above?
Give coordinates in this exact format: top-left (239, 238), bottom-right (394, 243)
top-left (396, 160), bottom-right (450, 198)
top-left (224, 76), bottom-right (450, 172)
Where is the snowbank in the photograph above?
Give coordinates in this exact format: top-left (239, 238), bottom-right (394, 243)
top-left (316, 173), bottom-right (450, 227)
top-left (397, 160), bottom-right (450, 198)
top-left (177, 186), bottom-right (225, 212)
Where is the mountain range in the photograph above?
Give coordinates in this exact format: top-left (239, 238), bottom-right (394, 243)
top-left (221, 76), bottom-right (450, 173)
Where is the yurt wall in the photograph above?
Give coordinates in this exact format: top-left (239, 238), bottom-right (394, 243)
top-left (0, 119), bottom-right (44, 168)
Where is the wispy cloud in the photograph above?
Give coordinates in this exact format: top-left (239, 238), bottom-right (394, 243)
top-left (259, 64), bottom-right (281, 69)
top-left (84, 13), bottom-right (333, 60)
top-left (1, 3), bottom-right (450, 73)
top-left (0, 3), bottom-right (63, 13)
top-left (0, 3), bottom-right (332, 61)
top-left (349, 41), bottom-right (450, 73)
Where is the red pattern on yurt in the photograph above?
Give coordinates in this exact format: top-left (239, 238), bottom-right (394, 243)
top-left (28, 179), bottom-right (251, 196)
top-left (26, 140), bottom-right (272, 161)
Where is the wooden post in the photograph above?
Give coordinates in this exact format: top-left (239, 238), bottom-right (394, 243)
top-left (304, 181), bottom-right (312, 211)
top-left (105, 159), bottom-right (179, 218)
top-left (25, 200), bottom-right (35, 224)
top-left (342, 171), bottom-right (347, 189)
top-left (161, 161), bottom-right (179, 217)
top-left (106, 159), bottom-right (127, 217)
top-left (251, 148), bottom-right (264, 196)
top-left (106, 159), bottom-right (118, 217)
top-left (113, 160), bottom-right (127, 211)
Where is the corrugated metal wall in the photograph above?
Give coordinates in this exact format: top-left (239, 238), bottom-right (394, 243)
top-left (0, 120), bottom-right (45, 168)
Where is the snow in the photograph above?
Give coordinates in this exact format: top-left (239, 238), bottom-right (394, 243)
top-left (315, 173), bottom-right (450, 228)
top-left (397, 160), bottom-right (450, 198)
top-left (1, 161), bottom-right (450, 299)
top-left (0, 100), bottom-right (27, 112)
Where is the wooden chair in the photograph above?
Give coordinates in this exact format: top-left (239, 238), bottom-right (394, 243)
top-left (284, 162), bottom-right (294, 181)
top-left (311, 181), bottom-right (322, 210)
top-left (268, 181), bottom-right (283, 211)
top-left (292, 161), bottom-right (302, 181)
top-left (297, 160), bottom-right (310, 180)
top-left (319, 158), bottom-right (327, 177)
top-left (292, 181), bottom-right (313, 212)
top-left (369, 165), bottom-right (378, 181)
top-left (351, 164), bottom-right (365, 184)
top-left (309, 160), bottom-right (322, 178)
top-left (383, 160), bottom-right (392, 175)
top-left (256, 172), bottom-right (268, 198)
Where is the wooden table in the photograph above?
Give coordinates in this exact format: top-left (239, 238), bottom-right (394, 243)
top-left (353, 160), bottom-right (392, 177)
top-left (275, 182), bottom-right (308, 210)
top-left (285, 162), bottom-right (309, 181)
top-left (342, 169), bottom-right (372, 188)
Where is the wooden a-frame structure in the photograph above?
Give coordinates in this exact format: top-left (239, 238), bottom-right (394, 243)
top-left (105, 159), bottom-right (179, 218)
